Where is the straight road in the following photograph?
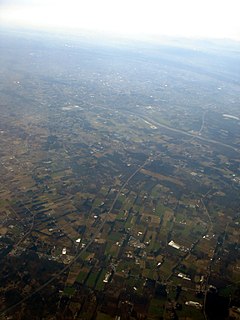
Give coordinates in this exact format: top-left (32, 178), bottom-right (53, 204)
top-left (0, 156), bottom-right (152, 317)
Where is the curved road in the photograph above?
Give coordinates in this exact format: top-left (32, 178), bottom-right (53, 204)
top-left (134, 111), bottom-right (239, 154)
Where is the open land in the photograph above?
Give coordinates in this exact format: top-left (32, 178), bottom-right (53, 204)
top-left (0, 30), bottom-right (239, 320)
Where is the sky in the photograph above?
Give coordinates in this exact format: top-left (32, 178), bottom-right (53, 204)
top-left (1, 0), bottom-right (240, 41)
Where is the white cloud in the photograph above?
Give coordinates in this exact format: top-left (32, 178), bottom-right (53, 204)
top-left (1, 0), bottom-right (240, 40)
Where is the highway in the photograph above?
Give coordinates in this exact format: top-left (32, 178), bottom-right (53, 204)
top-left (134, 111), bottom-right (239, 155)
top-left (1, 107), bottom-right (238, 317)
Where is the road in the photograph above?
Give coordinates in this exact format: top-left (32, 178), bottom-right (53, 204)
top-left (84, 104), bottom-right (239, 154)
top-left (1, 106), bottom-right (237, 317)
top-left (201, 192), bottom-right (214, 320)
top-left (198, 111), bottom-right (208, 136)
top-left (0, 156), bottom-right (152, 317)
top-left (134, 111), bottom-right (239, 154)
top-left (10, 203), bottom-right (35, 251)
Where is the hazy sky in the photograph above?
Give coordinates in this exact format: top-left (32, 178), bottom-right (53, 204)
top-left (1, 0), bottom-right (240, 40)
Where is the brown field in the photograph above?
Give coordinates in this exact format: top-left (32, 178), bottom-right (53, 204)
top-left (66, 263), bottom-right (82, 285)
top-left (140, 168), bottom-right (184, 187)
top-left (162, 210), bottom-right (174, 228)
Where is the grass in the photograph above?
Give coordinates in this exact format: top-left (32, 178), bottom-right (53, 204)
top-left (116, 211), bottom-right (125, 220)
top-left (93, 198), bottom-right (104, 207)
top-left (151, 185), bottom-right (161, 198)
top-left (95, 268), bottom-right (107, 291)
top-left (80, 251), bottom-right (93, 261)
top-left (122, 200), bottom-right (134, 211)
top-left (63, 286), bottom-right (75, 297)
top-left (96, 312), bottom-right (114, 320)
top-left (148, 298), bottom-right (165, 317)
top-left (76, 268), bottom-right (89, 284)
top-left (106, 244), bottom-right (119, 258)
top-left (129, 263), bottom-right (141, 276)
top-left (155, 203), bottom-right (168, 216)
top-left (147, 239), bottom-right (161, 252)
top-left (126, 276), bottom-right (145, 293)
top-left (124, 215), bottom-right (133, 229)
top-left (108, 231), bottom-right (122, 242)
top-left (0, 199), bottom-right (8, 207)
top-left (116, 260), bottom-right (131, 273)
top-left (142, 268), bottom-right (158, 280)
top-left (100, 186), bottom-right (109, 196)
top-left (219, 284), bottom-right (239, 297)
top-left (176, 304), bottom-right (204, 320)
top-left (104, 240), bottom-right (114, 255)
top-left (159, 260), bottom-right (174, 279)
top-left (86, 270), bottom-right (99, 288)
